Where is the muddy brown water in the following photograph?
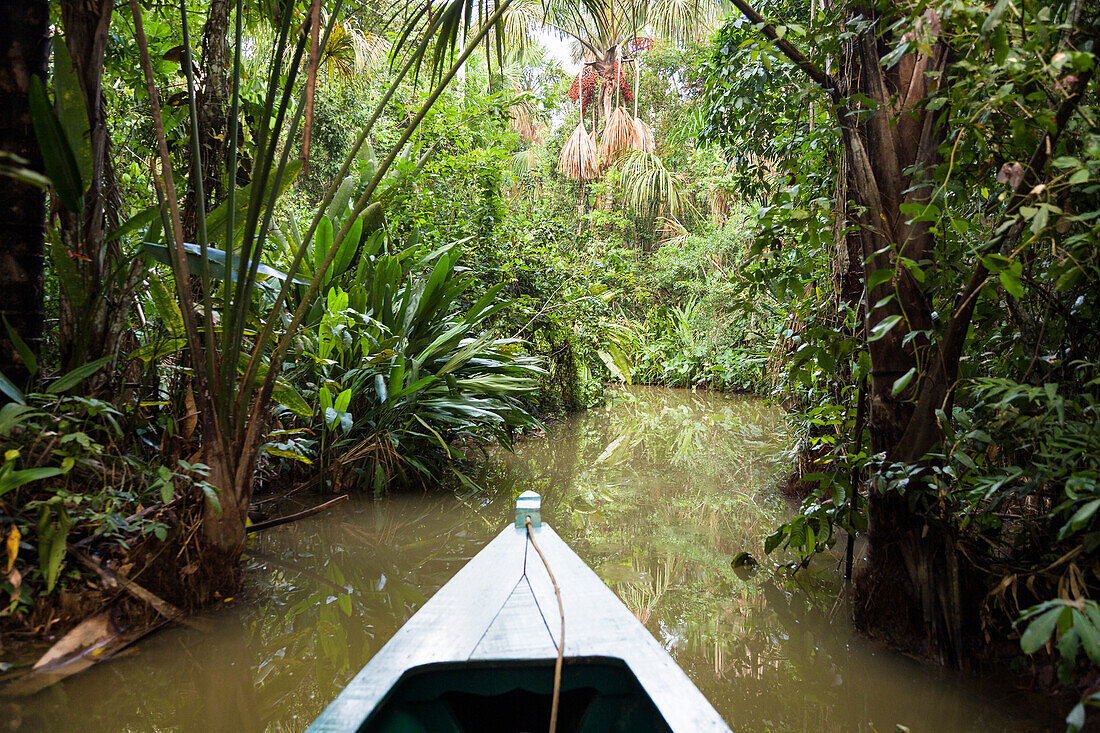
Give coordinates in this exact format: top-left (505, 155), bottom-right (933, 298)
top-left (12, 387), bottom-right (1053, 731)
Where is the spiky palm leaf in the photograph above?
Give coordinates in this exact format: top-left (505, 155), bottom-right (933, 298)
top-left (510, 146), bottom-right (542, 178)
top-left (321, 18), bottom-right (389, 82)
top-left (647, 0), bottom-right (722, 44)
top-left (502, 0), bottom-right (543, 55)
top-left (617, 148), bottom-right (690, 220)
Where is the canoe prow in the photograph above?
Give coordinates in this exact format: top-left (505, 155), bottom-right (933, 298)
top-left (309, 503), bottom-right (731, 732)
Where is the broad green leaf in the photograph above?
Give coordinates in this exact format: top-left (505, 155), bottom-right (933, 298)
top-left (147, 272), bottom-right (185, 337)
top-left (1073, 609), bottom-right (1100, 666)
top-left (891, 367), bottom-right (917, 395)
top-left (1020, 607), bottom-right (1061, 654)
top-left (46, 355), bottom-right (113, 394)
top-left (330, 213), bottom-right (363, 280)
top-left (51, 37), bottom-right (92, 187)
top-left (313, 216), bottom-right (334, 275)
top-left (764, 528), bottom-right (785, 554)
top-left (106, 204), bottom-right (159, 243)
top-left (143, 242), bottom-right (308, 285)
top-left (1067, 499), bottom-right (1100, 532)
top-left (28, 76), bottom-right (82, 213)
top-left (48, 228), bottom-right (86, 312)
top-left (867, 269), bottom-right (894, 291)
top-left (1029, 204), bottom-right (1050, 235)
top-left (869, 315), bottom-right (903, 342)
top-left (159, 478), bottom-right (174, 505)
top-left (325, 175), bottom-right (357, 220)
top-left (0, 467), bottom-right (63, 496)
top-left (1066, 703), bottom-right (1086, 732)
top-left (262, 446), bottom-right (313, 464)
top-left (2, 317), bottom-right (37, 377)
top-left (272, 381), bottom-right (312, 418)
top-left (1000, 270), bottom-right (1024, 299)
top-left (334, 388), bottom-right (352, 414)
top-left (0, 372), bottom-right (25, 405)
top-left (0, 403), bottom-right (33, 434)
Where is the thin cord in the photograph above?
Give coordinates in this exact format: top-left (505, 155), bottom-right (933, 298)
top-left (526, 516), bottom-right (564, 733)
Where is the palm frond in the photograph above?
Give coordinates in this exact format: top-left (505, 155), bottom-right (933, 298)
top-left (392, 0), bottom-right (507, 83)
top-left (502, 0), bottom-right (543, 55)
top-left (558, 122), bottom-right (599, 180)
top-left (600, 106), bottom-right (634, 165)
top-left (646, 0), bottom-right (722, 44)
top-left (321, 18), bottom-right (389, 82)
top-left (617, 148), bottom-right (690, 220)
top-left (510, 146), bottom-right (542, 178)
top-left (631, 116), bottom-right (655, 153)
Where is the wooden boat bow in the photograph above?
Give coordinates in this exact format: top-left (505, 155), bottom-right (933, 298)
top-left (308, 492), bottom-right (731, 732)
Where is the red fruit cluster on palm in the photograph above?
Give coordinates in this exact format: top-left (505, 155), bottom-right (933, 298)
top-left (607, 62), bottom-right (634, 105)
top-left (629, 37), bottom-right (654, 53)
top-left (567, 64), bottom-right (635, 107)
top-left (567, 68), bottom-right (600, 108)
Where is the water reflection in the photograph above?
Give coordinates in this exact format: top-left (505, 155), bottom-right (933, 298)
top-left (13, 387), bottom-right (1052, 731)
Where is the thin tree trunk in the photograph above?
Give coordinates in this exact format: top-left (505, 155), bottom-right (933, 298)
top-left (183, 0), bottom-right (232, 236)
top-left (0, 0), bottom-right (49, 390)
top-left (301, 0), bottom-right (322, 173)
top-left (58, 0), bottom-right (139, 396)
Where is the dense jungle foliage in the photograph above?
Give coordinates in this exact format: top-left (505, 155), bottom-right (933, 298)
top-left (0, 0), bottom-right (1097, 725)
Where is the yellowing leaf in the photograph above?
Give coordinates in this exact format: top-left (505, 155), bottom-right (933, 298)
top-left (5, 525), bottom-right (19, 573)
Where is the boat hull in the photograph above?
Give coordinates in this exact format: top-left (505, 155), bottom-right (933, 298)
top-left (308, 524), bottom-right (731, 732)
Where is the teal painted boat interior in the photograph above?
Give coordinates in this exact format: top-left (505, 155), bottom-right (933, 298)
top-left (363, 657), bottom-right (673, 733)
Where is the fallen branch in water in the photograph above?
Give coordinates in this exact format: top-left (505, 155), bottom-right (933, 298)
top-left (73, 551), bottom-right (182, 621)
top-left (246, 494), bottom-right (349, 534)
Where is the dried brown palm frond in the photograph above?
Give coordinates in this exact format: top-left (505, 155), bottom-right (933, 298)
top-left (657, 217), bottom-right (689, 242)
top-left (600, 106), bottom-right (635, 166)
top-left (631, 117), bottom-right (655, 153)
top-left (509, 83), bottom-right (537, 141)
top-left (558, 122), bottom-right (599, 181)
top-left (708, 185), bottom-right (732, 224)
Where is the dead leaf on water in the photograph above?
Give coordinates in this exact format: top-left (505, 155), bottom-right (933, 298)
top-left (595, 435), bottom-right (625, 464)
top-left (32, 611), bottom-right (118, 672)
top-left (1, 611), bottom-right (131, 696)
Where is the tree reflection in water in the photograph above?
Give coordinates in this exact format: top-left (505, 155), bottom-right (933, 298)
top-left (13, 387), bottom-right (1052, 731)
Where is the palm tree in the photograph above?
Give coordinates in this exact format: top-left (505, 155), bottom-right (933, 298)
top-left (0, 0), bottom-right (49, 392)
top-left (512, 0), bottom-right (721, 122)
top-left (504, 0), bottom-right (718, 215)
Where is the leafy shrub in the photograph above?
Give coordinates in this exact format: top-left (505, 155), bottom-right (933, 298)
top-left (287, 233), bottom-right (544, 493)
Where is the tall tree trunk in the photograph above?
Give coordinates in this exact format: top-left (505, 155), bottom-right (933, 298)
top-left (839, 25), bottom-right (961, 663)
top-left (732, 0), bottom-right (1094, 667)
top-left (58, 0), bottom-right (142, 395)
top-left (0, 0), bottom-right (49, 390)
top-left (300, 0), bottom-right (321, 173)
top-left (183, 0), bottom-right (232, 235)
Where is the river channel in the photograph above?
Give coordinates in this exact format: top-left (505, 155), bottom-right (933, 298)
top-left (14, 386), bottom-right (1050, 731)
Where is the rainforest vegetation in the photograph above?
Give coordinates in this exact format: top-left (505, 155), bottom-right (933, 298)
top-left (0, 0), bottom-right (1098, 727)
